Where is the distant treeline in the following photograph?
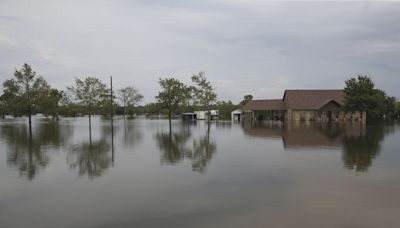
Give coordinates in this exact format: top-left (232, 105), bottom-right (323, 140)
top-left (0, 64), bottom-right (399, 123)
top-left (0, 63), bottom-right (247, 121)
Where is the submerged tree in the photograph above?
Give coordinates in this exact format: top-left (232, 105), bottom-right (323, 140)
top-left (68, 77), bottom-right (109, 129)
top-left (156, 78), bottom-right (188, 132)
top-left (396, 101), bottom-right (400, 119)
top-left (38, 88), bottom-right (65, 120)
top-left (2, 63), bottom-right (51, 133)
top-left (343, 75), bottom-right (396, 119)
top-left (191, 72), bottom-right (217, 123)
top-left (118, 86), bottom-right (143, 119)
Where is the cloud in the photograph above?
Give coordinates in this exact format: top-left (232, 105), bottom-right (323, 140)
top-left (0, 0), bottom-right (399, 102)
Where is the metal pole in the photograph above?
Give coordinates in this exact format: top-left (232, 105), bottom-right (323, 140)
top-left (110, 76), bottom-right (113, 119)
top-left (110, 76), bottom-right (114, 164)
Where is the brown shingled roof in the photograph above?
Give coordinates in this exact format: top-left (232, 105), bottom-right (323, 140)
top-left (243, 99), bottom-right (285, 111)
top-left (283, 90), bottom-right (344, 110)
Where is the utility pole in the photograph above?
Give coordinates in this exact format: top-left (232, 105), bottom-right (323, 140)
top-left (110, 76), bottom-right (114, 164)
top-left (110, 76), bottom-right (114, 120)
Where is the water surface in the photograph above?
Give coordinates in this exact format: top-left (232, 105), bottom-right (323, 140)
top-left (0, 117), bottom-right (399, 228)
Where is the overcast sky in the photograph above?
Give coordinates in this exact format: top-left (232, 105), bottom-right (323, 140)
top-left (0, 0), bottom-right (399, 103)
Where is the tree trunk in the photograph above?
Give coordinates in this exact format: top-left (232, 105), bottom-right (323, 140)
top-left (168, 110), bottom-right (172, 134)
top-left (89, 114), bottom-right (92, 146)
top-left (123, 105), bottom-right (126, 119)
top-left (207, 104), bottom-right (211, 125)
top-left (28, 105), bottom-right (32, 138)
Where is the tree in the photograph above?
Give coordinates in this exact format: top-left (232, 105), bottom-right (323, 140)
top-left (215, 100), bottom-right (238, 120)
top-left (2, 79), bottom-right (22, 117)
top-left (396, 101), bottom-right (400, 119)
top-left (191, 72), bottom-right (217, 123)
top-left (118, 86), bottom-right (143, 119)
top-left (38, 89), bottom-right (64, 120)
top-left (156, 78), bottom-right (188, 132)
top-left (68, 77), bottom-right (109, 130)
top-left (343, 75), bottom-right (376, 113)
top-left (239, 94), bottom-right (253, 106)
top-left (3, 63), bottom-right (51, 133)
top-left (343, 75), bottom-right (396, 119)
top-left (0, 96), bottom-right (5, 119)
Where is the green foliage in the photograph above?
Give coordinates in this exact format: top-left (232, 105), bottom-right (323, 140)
top-left (395, 101), bottom-right (400, 118)
top-left (118, 86), bottom-right (143, 118)
top-left (343, 75), bottom-right (396, 119)
top-left (239, 94), bottom-right (253, 106)
top-left (191, 72), bottom-right (217, 113)
top-left (1, 79), bottom-right (22, 116)
top-left (2, 63), bottom-right (52, 118)
top-left (68, 77), bottom-right (109, 117)
top-left (215, 100), bottom-right (238, 120)
top-left (136, 103), bottom-right (166, 116)
top-left (156, 78), bottom-right (188, 117)
top-left (156, 78), bottom-right (189, 131)
top-left (38, 89), bottom-right (64, 119)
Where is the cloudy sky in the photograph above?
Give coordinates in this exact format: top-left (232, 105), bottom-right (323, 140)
top-left (0, 0), bottom-right (399, 103)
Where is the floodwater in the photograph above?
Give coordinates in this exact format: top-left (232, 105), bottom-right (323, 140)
top-left (0, 117), bottom-right (399, 228)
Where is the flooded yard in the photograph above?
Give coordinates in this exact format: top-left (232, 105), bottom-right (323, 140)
top-left (0, 118), bottom-right (399, 228)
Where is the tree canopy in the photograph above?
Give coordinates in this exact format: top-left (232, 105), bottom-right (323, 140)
top-left (191, 72), bottom-right (217, 121)
top-left (343, 75), bottom-right (397, 119)
top-left (1, 63), bottom-right (55, 132)
top-left (118, 86), bottom-right (143, 118)
top-left (156, 78), bottom-right (188, 131)
top-left (68, 77), bottom-right (109, 118)
top-left (239, 94), bottom-right (253, 106)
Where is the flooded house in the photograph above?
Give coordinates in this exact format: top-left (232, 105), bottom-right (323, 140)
top-left (242, 90), bottom-right (366, 122)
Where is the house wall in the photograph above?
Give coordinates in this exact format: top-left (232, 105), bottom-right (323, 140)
top-left (252, 110), bottom-right (285, 121)
top-left (285, 109), bottom-right (365, 122)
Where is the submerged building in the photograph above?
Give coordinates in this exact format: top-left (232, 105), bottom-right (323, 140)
top-left (242, 90), bottom-right (366, 122)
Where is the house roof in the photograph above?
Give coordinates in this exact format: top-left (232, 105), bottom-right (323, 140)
top-left (283, 90), bottom-right (344, 110)
top-left (243, 99), bottom-right (285, 111)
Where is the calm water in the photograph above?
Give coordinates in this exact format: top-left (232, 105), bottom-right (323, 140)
top-left (0, 117), bottom-right (399, 228)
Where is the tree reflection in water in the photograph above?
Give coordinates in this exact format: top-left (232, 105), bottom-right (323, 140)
top-left (156, 123), bottom-right (216, 173)
top-left (241, 120), bottom-right (392, 173)
top-left (1, 120), bottom-right (73, 180)
top-left (186, 133), bottom-right (216, 172)
top-left (67, 125), bottom-right (114, 179)
top-left (342, 125), bottom-right (391, 172)
top-left (122, 120), bottom-right (143, 147)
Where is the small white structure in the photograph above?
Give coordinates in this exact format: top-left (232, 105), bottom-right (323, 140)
top-left (194, 111), bottom-right (205, 120)
top-left (190, 110), bottom-right (219, 120)
top-left (182, 110), bottom-right (219, 121)
top-left (231, 109), bottom-right (242, 121)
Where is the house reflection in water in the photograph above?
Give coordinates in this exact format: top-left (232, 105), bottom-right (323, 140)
top-left (241, 121), bottom-right (386, 172)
